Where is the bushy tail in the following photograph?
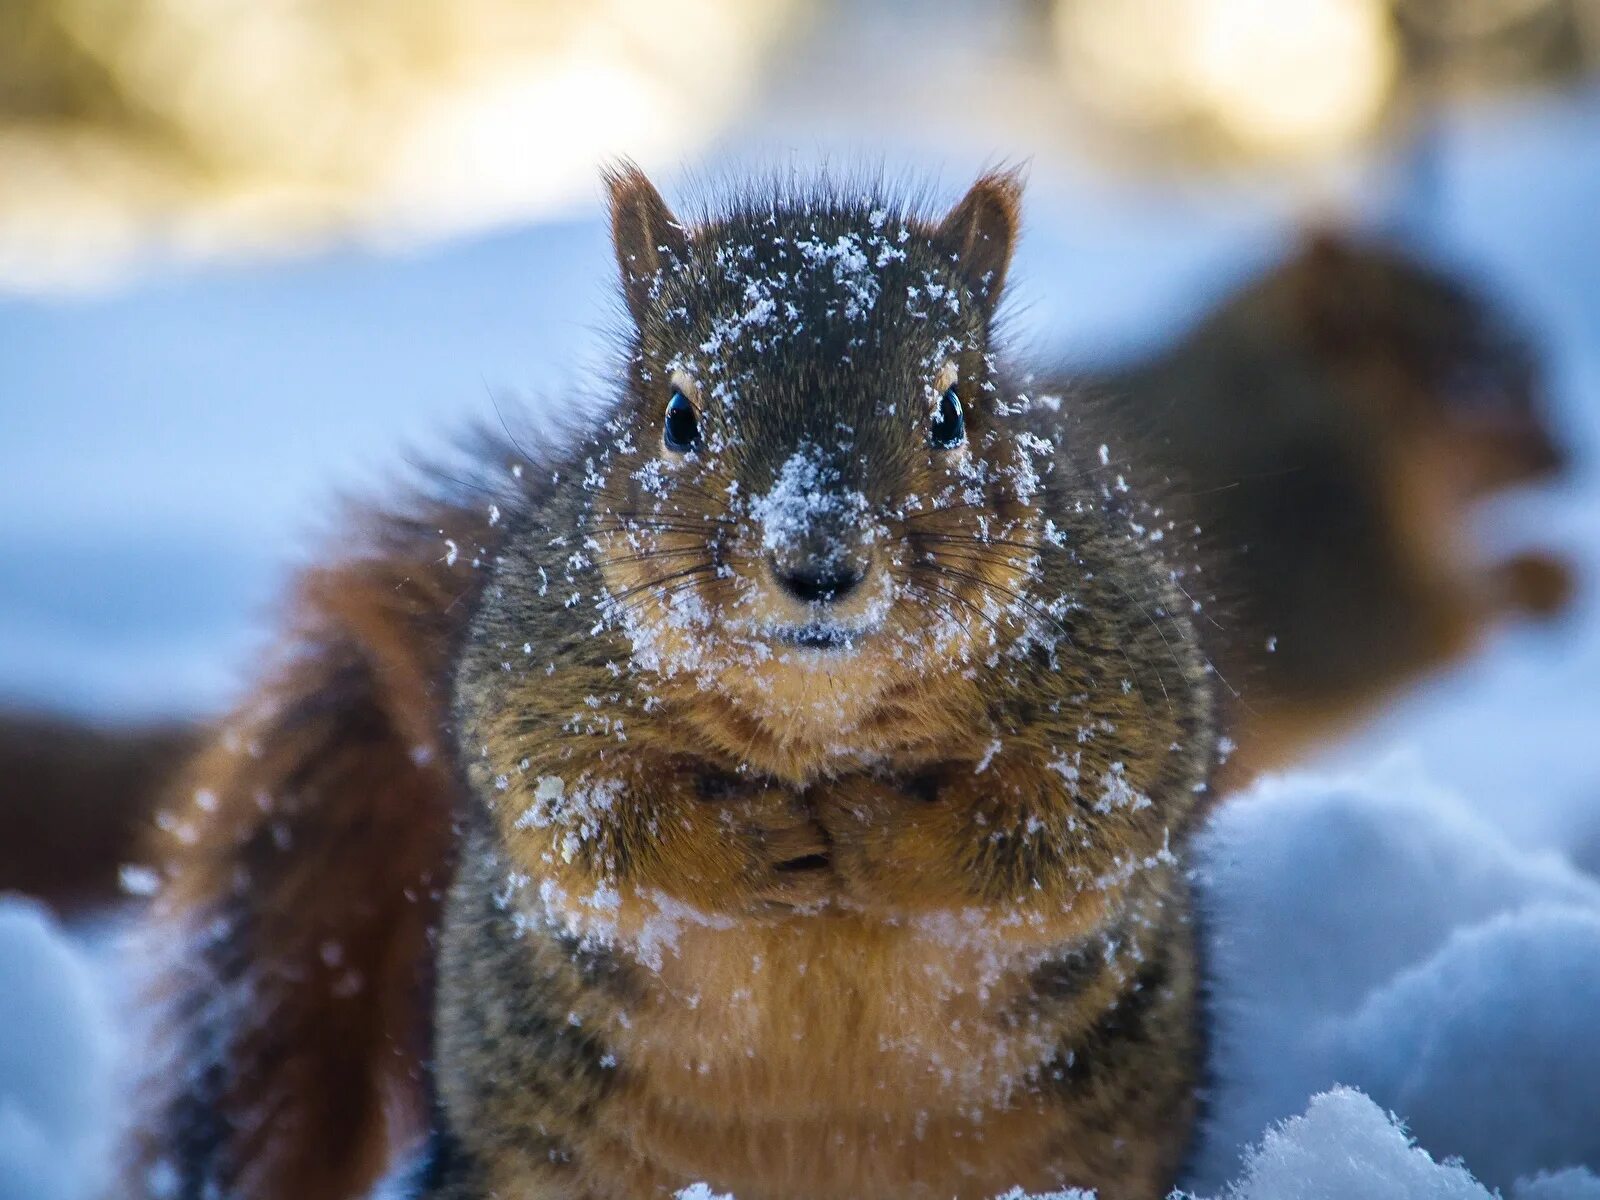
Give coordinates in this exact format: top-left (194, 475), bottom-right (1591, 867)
top-left (121, 501), bottom-right (489, 1200)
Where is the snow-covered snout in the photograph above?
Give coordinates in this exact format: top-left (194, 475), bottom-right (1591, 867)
top-left (750, 446), bottom-right (882, 644)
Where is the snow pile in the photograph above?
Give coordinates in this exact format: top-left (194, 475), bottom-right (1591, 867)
top-left (1516, 1172), bottom-right (1600, 1200)
top-left (1192, 1088), bottom-right (1599, 1200)
top-left (674, 1091), bottom-right (1600, 1199)
top-left (8, 762), bottom-right (1600, 1200)
top-left (1001, 1088), bottom-right (1600, 1200)
top-left (0, 900), bottom-right (115, 1200)
top-left (1193, 761), bottom-right (1600, 1194)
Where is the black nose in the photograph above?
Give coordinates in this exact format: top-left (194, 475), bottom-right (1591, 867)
top-left (772, 561), bottom-right (865, 604)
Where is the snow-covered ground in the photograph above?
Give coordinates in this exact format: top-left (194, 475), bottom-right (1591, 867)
top-left (9, 754), bottom-right (1600, 1198)
top-left (0, 902), bottom-right (116, 1200)
top-left (1, 75), bottom-right (1598, 1200)
top-left (1193, 765), bottom-right (1600, 1196)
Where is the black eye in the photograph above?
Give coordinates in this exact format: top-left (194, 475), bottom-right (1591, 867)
top-left (930, 387), bottom-right (965, 449)
top-left (664, 390), bottom-right (700, 452)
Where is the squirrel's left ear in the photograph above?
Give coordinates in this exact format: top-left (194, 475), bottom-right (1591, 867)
top-left (935, 169), bottom-right (1023, 307)
top-left (604, 162), bottom-right (689, 326)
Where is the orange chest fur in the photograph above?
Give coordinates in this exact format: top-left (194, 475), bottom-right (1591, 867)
top-left (573, 916), bottom-right (1108, 1200)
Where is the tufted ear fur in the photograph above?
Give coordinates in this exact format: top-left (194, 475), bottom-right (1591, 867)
top-left (934, 169), bottom-right (1024, 308)
top-left (604, 163), bottom-right (689, 326)
top-left (1287, 227), bottom-right (1377, 356)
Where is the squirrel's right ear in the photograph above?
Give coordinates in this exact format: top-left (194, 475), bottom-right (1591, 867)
top-left (935, 169), bottom-right (1024, 308)
top-left (1288, 226), bottom-right (1380, 357)
top-left (605, 163), bottom-right (689, 325)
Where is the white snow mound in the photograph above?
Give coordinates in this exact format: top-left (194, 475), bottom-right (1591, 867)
top-left (677, 1090), bottom-right (1600, 1200)
top-left (1197, 1088), bottom-right (1599, 1200)
top-left (1193, 760), bottom-right (1600, 1193)
top-left (0, 899), bottom-right (115, 1200)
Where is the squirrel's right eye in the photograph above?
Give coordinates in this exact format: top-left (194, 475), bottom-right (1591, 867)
top-left (930, 387), bottom-right (965, 449)
top-left (664, 390), bottom-right (700, 452)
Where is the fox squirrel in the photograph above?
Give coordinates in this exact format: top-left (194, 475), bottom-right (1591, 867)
top-left (2, 222), bottom-right (1567, 924)
top-left (1072, 230), bottom-right (1572, 777)
top-left (122, 168), bottom-right (1216, 1200)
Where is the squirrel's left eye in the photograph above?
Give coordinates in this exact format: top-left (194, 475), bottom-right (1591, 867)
top-left (930, 387), bottom-right (965, 449)
top-left (664, 390), bottom-right (700, 452)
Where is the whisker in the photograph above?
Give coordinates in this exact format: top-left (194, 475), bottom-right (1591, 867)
top-left (487, 389), bottom-right (538, 467)
top-left (586, 520), bottom-right (712, 535)
top-left (907, 530), bottom-right (1042, 554)
top-left (1166, 571), bottom-right (1232, 640)
top-left (910, 556), bottom-right (1160, 720)
top-left (591, 471), bottom-right (742, 515)
top-left (404, 460), bottom-right (519, 503)
top-left (592, 553), bottom-right (710, 576)
top-left (898, 500), bottom-right (1003, 524)
top-left (594, 546), bottom-right (756, 574)
top-left (1147, 574), bottom-right (1242, 703)
top-left (915, 548), bottom-right (1038, 578)
top-left (610, 576), bottom-right (716, 623)
top-left (883, 583), bottom-right (962, 647)
top-left (658, 475), bottom-right (745, 510)
top-left (931, 564), bottom-right (1080, 651)
top-left (606, 562), bottom-right (717, 606)
top-left (889, 569), bottom-right (1016, 645)
top-left (590, 509), bottom-right (736, 527)
top-left (1094, 574), bottom-right (1183, 715)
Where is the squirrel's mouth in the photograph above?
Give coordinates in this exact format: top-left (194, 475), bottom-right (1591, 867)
top-left (715, 550), bottom-right (898, 657)
top-left (778, 623), bottom-right (856, 651)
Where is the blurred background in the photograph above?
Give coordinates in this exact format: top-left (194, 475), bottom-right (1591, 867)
top-left (2, 0), bottom-right (1600, 1196)
top-left (2, 0), bottom-right (1598, 722)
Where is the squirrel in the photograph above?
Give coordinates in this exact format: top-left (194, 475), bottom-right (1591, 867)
top-left (3, 224), bottom-right (1567, 923)
top-left (1067, 230), bottom-right (1573, 778)
top-left (121, 167), bottom-right (1216, 1200)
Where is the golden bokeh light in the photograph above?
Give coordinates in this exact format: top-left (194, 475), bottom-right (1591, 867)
top-left (1054, 0), bottom-right (1399, 159)
top-left (0, 0), bottom-right (801, 290)
top-left (2, 0), bottom-right (1596, 289)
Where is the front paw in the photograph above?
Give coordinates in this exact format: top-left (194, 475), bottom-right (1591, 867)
top-left (693, 774), bottom-right (834, 909)
top-left (814, 760), bottom-right (1150, 938)
top-left (814, 771), bottom-right (972, 912)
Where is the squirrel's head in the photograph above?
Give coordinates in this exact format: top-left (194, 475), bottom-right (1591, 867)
top-left (585, 166), bottom-right (1049, 734)
top-left (1277, 230), bottom-right (1568, 496)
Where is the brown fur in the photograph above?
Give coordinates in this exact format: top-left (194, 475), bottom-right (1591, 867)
top-left (0, 711), bottom-right (195, 914)
top-left (11, 231), bottom-right (1567, 932)
top-left (120, 500), bottom-right (494, 1199)
top-left (433, 169), bottom-right (1213, 1199)
top-left (1072, 230), bottom-right (1573, 779)
top-left (126, 169), bottom-right (1216, 1200)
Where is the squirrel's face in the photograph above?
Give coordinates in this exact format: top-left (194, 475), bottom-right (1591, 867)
top-left (587, 169), bottom-right (1047, 726)
top-left (1282, 232), bottom-right (1567, 495)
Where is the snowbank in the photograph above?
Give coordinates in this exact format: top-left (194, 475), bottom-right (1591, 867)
top-left (0, 899), bottom-right (115, 1200)
top-left (8, 763), bottom-right (1600, 1199)
top-left (1189, 1088), bottom-right (1599, 1200)
top-left (675, 1090), bottom-right (1600, 1199)
top-left (1193, 762), bottom-right (1600, 1194)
